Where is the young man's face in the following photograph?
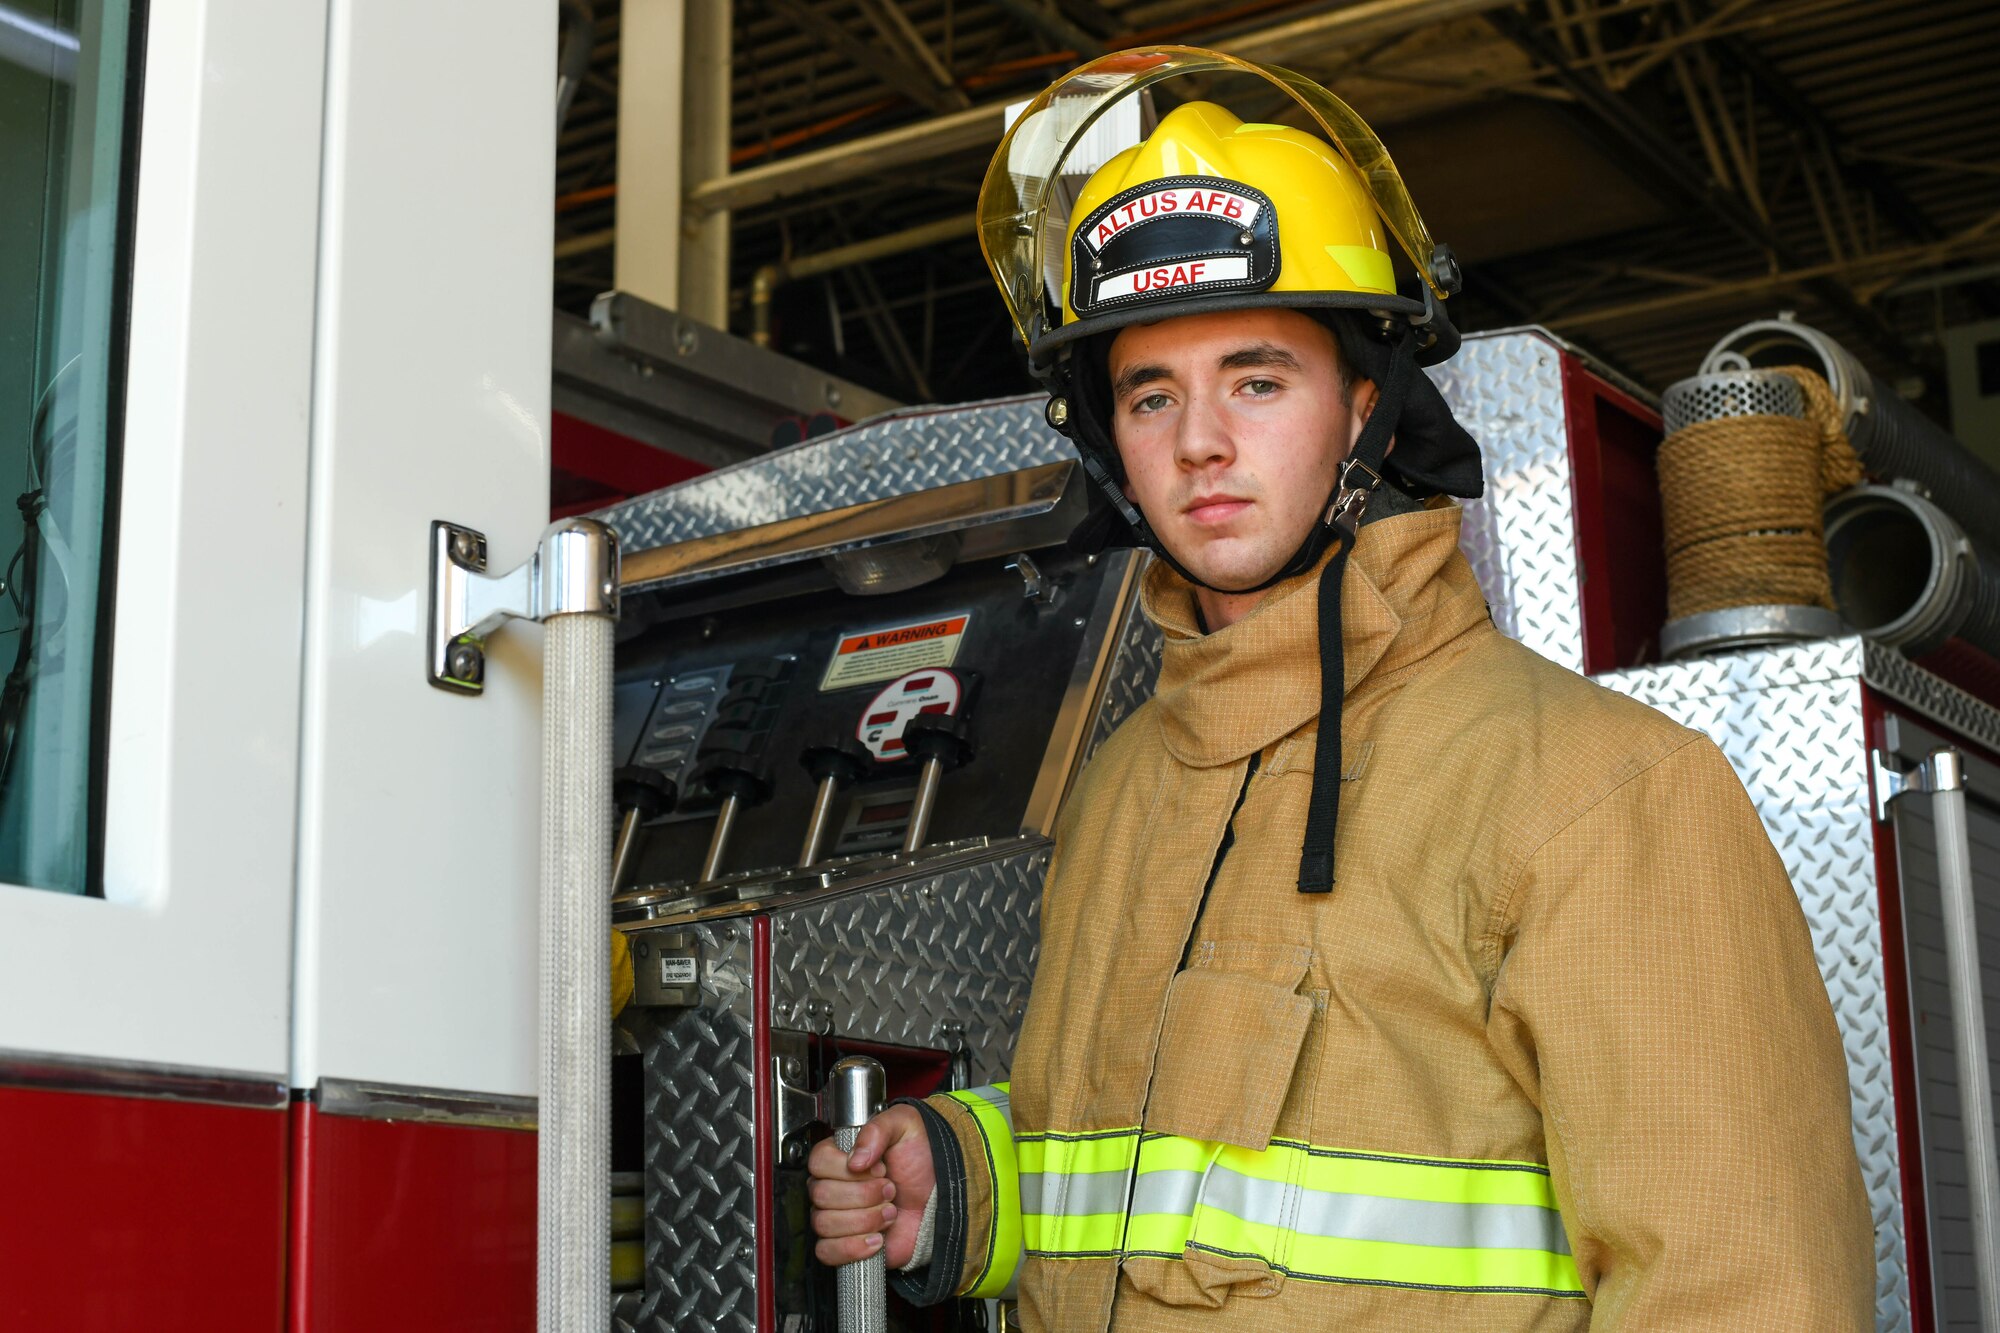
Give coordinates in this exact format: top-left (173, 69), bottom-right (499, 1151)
top-left (1106, 307), bottom-right (1374, 598)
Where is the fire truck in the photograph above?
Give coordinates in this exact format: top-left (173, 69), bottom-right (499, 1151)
top-left (7, 3), bottom-right (2000, 1333)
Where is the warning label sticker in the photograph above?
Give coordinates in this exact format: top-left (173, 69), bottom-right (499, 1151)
top-left (820, 613), bottom-right (970, 691)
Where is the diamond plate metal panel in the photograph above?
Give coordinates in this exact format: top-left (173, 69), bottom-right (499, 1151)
top-left (599, 396), bottom-right (1076, 554)
top-left (640, 920), bottom-right (756, 1333)
top-left (1599, 645), bottom-right (1907, 1331)
top-left (1864, 640), bottom-right (2000, 759)
top-left (1602, 636), bottom-right (1865, 711)
top-left (1084, 554), bottom-right (1163, 767)
top-left (1433, 330), bottom-right (1588, 674)
top-left (769, 841), bottom-right (1050, 1089)
top-left (612, 1290), bottom-right (644, 1333)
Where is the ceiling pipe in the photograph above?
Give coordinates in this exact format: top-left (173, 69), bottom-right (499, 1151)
top-left (750, 212), bottom-right (977, 346)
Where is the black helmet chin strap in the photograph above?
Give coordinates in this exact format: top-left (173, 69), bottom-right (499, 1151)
top-left (1297, 332), bottom-right (1416, 892)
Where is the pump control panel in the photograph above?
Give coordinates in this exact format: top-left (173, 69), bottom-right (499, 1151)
top-left (609, 545), bottom-right (1139, 907)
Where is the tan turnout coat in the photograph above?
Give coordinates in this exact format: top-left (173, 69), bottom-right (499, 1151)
top-left (928, 503), bottom-right (1873, 1331)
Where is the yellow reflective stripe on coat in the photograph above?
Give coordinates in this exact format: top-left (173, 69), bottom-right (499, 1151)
top-left (1033, 1131), bottom-right (1585, 1297)
top-left (1018, 1131), bottom-right (1141, 1256)
top-left (941, 1085), bottom-right (1024, 1298)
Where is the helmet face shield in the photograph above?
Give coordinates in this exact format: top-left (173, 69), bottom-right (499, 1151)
top-left (976, 46), bottom-right (1448, 358)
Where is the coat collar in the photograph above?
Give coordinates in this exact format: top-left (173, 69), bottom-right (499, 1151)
top-left (1142, 503), bottom-right (1490, 767)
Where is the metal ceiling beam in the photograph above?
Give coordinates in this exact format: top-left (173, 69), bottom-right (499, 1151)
top-left (688, 0), bottom-right (1529, 217)
top-left (1052, 0), bottom-right (1122, 39)
top-left (854, 0), bottom-right (970, 108)
top-left (690, 96), bottom-right (1012, 216)
top-left (1220, 0), bottom-right (1524, 61)
top-left (750, 213), bottom-right (977, 348)
top-left (785, 212), bottom-right (977, 281)
top-left (1696, 19), bottom-right (2000, 317)
top-left (986, 0), bottom-right (1104, 56)
top-left (1549, 231), bottom-right (2000, 330)
top-left (1483, 4), bottom-right (1933, 376)
top-left (764, 0), bottom-right (964, 114)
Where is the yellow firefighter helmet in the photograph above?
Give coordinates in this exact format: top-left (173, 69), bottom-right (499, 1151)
top-left (977, 45), bottom-right (1460, 369)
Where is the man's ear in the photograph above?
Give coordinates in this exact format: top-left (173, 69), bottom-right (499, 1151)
top-left (1347, 379), bottom-right (1396, 457)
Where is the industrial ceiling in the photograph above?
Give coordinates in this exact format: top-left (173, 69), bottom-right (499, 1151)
top-left (553, 0), bottom-right (2000, 424)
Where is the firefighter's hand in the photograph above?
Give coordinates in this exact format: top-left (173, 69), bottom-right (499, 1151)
top-left (808, 1103), bottom-right (933, 1269)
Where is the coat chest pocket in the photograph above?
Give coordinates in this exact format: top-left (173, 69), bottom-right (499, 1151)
top-left (1143, 942), bottom-right (1314, 1151)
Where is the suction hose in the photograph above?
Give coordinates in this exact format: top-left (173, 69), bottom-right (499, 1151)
top-left (1703, 315), bottom-right (2000, 550)
top-left (1824, 484), bottom-right (2000, 659)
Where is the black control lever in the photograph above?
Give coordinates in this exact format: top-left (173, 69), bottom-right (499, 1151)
top-left (694, 758), bottom-right (774, 882)
top-left (899, 714), bottom-right (974, 854)
top-left (610, 766), bottom-right (677, 894)
top-left (798, 738), bottom-right (874, 868)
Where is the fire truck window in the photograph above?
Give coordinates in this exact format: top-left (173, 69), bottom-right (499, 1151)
top-left (0, 0), bottom-right (139, 895)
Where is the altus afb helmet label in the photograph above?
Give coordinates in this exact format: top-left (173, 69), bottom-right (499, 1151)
top-left (1069, 175), bottom-right (1279, 316)
top-left (1079, 184), bottom-right (1264, 252)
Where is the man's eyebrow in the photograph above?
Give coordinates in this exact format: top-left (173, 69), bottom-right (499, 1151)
top-left (1111, 363), bottom-right (1172, 399)
top-left (1110, 343), bottom-right (1302, 399)
top-left (1217, 343), bottom-right (1302, 373)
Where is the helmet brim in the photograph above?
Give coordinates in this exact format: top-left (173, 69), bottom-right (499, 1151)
top-left (1028, 288), bottom-right (1452, 373)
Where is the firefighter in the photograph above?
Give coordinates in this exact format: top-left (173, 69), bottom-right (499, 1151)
top-left (810, 48), bottom-right (1873, 1329)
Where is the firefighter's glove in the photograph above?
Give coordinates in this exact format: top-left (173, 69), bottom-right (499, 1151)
top-left (611, 928), bottom-right (634, 1019)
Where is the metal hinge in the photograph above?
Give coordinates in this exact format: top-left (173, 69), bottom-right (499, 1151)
top-left (427, 517), bottom-right (620, 693)
top-left (1873, 746), bottom-right (1967, 822)
top-left (772, 1031), bottom-right (824, 1166)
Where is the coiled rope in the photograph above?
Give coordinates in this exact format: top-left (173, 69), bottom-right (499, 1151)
top-left (1657, 367), bottom-right (1865, 621)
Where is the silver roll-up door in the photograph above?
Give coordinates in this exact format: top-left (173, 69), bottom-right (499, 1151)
top-left (1894, 731), bottom-right (2000, 1330)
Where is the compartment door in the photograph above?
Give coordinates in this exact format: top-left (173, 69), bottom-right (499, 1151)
top-left (1888, 715), bottom-right (2000, 1332)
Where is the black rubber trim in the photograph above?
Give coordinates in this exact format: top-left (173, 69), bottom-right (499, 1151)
top-left (1032, 289), bottom-right (1434, 366)
top-left (887, 1096), bottom-right (970, 1306)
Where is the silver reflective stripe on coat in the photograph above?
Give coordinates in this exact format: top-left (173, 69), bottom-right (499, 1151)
top-left (1131, 1164), bottom-right (1573, 1255)
top-left (1020, 1167), bottom-right (1134, 1218)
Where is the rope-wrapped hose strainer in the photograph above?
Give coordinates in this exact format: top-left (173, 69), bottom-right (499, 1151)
top-left (1656, 367), bottom-right (1860, 655)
